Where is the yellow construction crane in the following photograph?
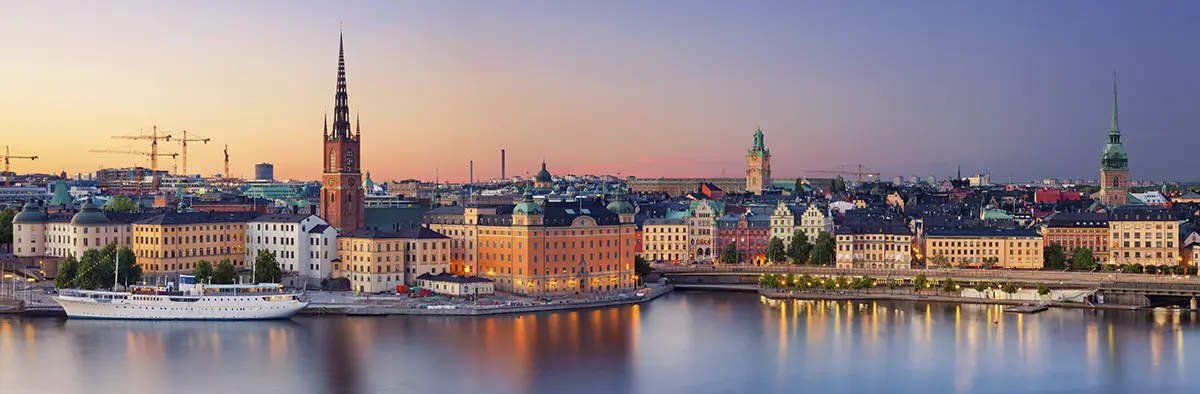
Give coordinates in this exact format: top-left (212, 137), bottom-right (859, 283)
top-left (89, 146), bottom-right (177, 193)
top-left (174, 130), bottom-right (210, 176)
top-left (805, 164), bottom-right (881, 184)
top-left (2, 146), bottom-right (38, 186)
top-left (223, 145), bottom-right (229, 178)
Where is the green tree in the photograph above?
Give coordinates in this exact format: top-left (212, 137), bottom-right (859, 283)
top-left (758, 273), bottom-right (775, 288)
top-left (1001, 282), bottom-right (1018, 298)
top-left (634, 255), bottom-right (652, 277)
top-left (0, 207), bottom-right (15, 246)
top-left (972, 282), bottom-right (990, 298)
top-left (808, 231), bottom-right (836, 266)
top-left (253, 249), bottom-right (283, 284)
top-left (822, 278), bottom-right (837, 291)
top-left (103, 195), bottom-right (139, 213)
top-left (913, 274), bottom-right (929, 294)
top-left (766, 237), bottom-right (787, 264)
top-left (886, 279), bottom-right (898, 292)
top-left (1036, 283), bottom-right (1051, 302)
top-left (193, 260), bottom-right (214, 283)
top-left (75, 248), bottom-right (115, 290)
top-left (54, 255), bottom-right (80, 289)
top-left (1175, 266), bottom-right (1187, 275)
top-left (1071, 247), bottom-right (1096, 270)
top-left (786, 230), bottom-right (812, 264)
top-left (114, 246), bottom-right (142, 287)
top-left (1044, 244), bottom-right (1067, 269)
top-left (930, 253), bottom-right (951, 269)
top-left (719, 243), bottom-right (741, 264)
top-left (798, 273), bottom-right (815, 289)
top-left (1131, 264), bottom-right (1144, 274)
top-left (1146, 265), bottom-right (1158, 275)
top-left (831, 175), bottom-right (847, 194)
top-left (212, 259), bottom-right (237, 284)
top-left (941, 278), bottom-right (958, 294)
top-left (1188, 266), bottom-right (1198, 276)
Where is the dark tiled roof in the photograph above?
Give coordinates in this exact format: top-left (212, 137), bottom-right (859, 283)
top-left (416, 272), bottom-right (493, 284)
top-left (835, 215), bottom-right (912, 236)
top-left (1109, 205), bottom-right (1174, 222)
top-left (251, 213), bottom-right (312, 223)
top-left (339, 228), bottom-right (405, 239)
top-left (134, 211), bottom-right (260, 225)
top-left (398, 227), bottom-right (449, 239)
top-left (926, 228), bottom-right (1040, 238)
top-left (1043, 212), bottom-right (1109, 228)
top-left (644, 218), bottom-right (687, 226)
top-left (307, 224), bottom-right (330, 234)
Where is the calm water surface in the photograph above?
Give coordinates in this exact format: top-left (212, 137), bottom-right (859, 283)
top-left (2, 291), bottom-right (1198, 394)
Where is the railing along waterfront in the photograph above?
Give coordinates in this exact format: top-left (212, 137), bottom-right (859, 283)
top-left (655, 264), bottom-right (1200, 286)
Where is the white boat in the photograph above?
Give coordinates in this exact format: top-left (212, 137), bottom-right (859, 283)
top-left (53, 275), bottom-right (308, 320)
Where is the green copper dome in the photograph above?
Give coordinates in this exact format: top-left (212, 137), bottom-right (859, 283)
top-left (606, 186), bottom-right (635, 214)
top-left (12, 199), bottom-right (48, 223)
top-left (47, 179), bottom-right (72, 207)
top-left (513, 188), bottom-right (542, 215)
top-left (71, 198), bottom-right (110, 225)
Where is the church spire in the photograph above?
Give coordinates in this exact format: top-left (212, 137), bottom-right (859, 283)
top-left (332, 29), bottom-right (351, 140)
top-left (1110, 71), bottom-right (1121, 140)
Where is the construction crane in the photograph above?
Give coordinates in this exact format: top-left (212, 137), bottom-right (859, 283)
top-left (805, 164), bottom-right (881, 184)
top-left (1, 146), bottom-right (38, 186)
top-left (223, 145), bottom-right (230, 178)
top-left (89, 146), bottom-right (177, 193)
top-left (174, 130), bottom-right (209, 176)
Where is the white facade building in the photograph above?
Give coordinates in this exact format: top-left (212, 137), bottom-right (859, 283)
top-left (245, 213), bottom-right (338, 288)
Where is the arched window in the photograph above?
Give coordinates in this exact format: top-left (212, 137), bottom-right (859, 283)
top-left (329, 149), bottom-right (337, 171)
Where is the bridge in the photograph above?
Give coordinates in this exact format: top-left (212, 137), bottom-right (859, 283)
top-left (657, 265), bottom-right (1200, 306)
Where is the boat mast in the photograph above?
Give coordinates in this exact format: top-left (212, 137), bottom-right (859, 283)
top-left (114, 250), bottom-right (120, 291)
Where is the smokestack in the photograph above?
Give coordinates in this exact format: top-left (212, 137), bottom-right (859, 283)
top-left (501, 149), bottom-right (506, 180)
top-left (469, 160), bottom-right (473, 185)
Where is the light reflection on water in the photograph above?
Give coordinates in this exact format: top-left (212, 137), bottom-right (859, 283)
top-left (1, 291), bottom-right (1197, 394)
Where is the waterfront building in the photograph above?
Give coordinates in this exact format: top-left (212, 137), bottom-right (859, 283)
top-left (320, 32), bottom-right (366, 233)
top-left (1041, 212), bottom-right (1109, 262)
top-left (1107, 205), bottom-right (1177, 266)
top-left (422, 189), bottom-right (638, 295)
top-left (335, 227), bottom-right (451, 293)
top-left (1096, 75), bottom-right (1130, 206)
top-left (414, 272), bottom-right (495, 297)
top-left (771, 202), bottom-right (832, 243)
top-left (11, 198), bottom-right (145, 276)
top-left (642, 218), bottom-right (688, 262)
top-left (924, 229), bottom-right (1043, 269)
top-left (687, 200), bottom-right (720, 262)
top-left (244, 213), bottom-right (338, 288)
top-left (131, 211), bottom-right (256, 275)
top-left (745, 127), bottom-right (771, 195)
top-left (834, 214), bottom-right (913, 269)
top-left (716, 208), bottom-right (770, 264)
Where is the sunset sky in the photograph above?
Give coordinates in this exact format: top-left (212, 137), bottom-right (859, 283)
top-left (3, 1), bottom-right (1199, 183)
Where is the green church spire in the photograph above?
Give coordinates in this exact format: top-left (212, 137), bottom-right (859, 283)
top-left (1110, 71), bottom-right (1120, 138)
top-left (1101, 71), bottom-right (1128, 171)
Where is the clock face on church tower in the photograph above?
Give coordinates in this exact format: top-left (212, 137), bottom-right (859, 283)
top-left (325, 178), bottom-right (336, 187)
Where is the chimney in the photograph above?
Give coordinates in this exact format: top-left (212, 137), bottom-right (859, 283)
top-left (469, 160), bottom-right (474, 185)
top-left (501, 149), bottom-right (506, 180)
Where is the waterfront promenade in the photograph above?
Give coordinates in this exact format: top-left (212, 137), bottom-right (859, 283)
top-left (656, 264), bottom-right (1200, 287)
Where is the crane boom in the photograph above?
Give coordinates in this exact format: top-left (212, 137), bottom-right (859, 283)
top-left (2, 146), bottom-right (39, 186)
top-left (93, 126), bottom-right (178, 193)
top-left (174, 130), bottom-right (210, 176)
top-left (805, 164), bottom-right (881, 184)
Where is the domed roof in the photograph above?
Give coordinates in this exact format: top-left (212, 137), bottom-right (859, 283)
top-left (12, 199), bottom-right (48, 223)
top-left (363, 171), bottom-right (376, 189)
top-left (71, 198), bottom-right (109, 225)
top-left (513, 188), bottom-right (542, 215)
top-left (535, 160), bottom-right (552, 182)
top-left (606, 186), bottom-right (635, 214)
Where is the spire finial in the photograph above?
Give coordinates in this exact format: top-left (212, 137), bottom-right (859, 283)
top-left (1110, 69), bottom-right (1120, 135)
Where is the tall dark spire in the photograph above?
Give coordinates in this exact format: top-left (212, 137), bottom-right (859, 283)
top-left (1109, 71), bottom-right (1121, 141)
top-left (331, 30), bottom-right (352, 140)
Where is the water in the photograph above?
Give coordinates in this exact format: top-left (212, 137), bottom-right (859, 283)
top-left (2, 291), bottom-right (1197, 394)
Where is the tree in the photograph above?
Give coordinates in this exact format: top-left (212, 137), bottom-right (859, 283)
top-left (766, 237), bottom-right (787, 264)
top-left (719, 243), bottom-right (741, 264)
top-left (941, 278), bottom-right (958, 294)
top-left (822, 278), bottom-right (837, 291)
top-left (0, 207), bottom-right (15, 246)
top-left (1189, 266), bottom-right (1198, 276)
top-left (1036, 283), bottom-right (1051, 303)
top-left (972, 282), bottom-right (990, 298)
top-left (1131, 264), bottom-right (1144, 274)
top-left (55, 255), bottom-right (79, 289)
top-left (1001, 282), bottom-right (1018, 298)
top-left (1176, 266), bottom-right (1188, 275)
top-left (115, 246), bottom-right (143, 287)
top-left (1044, 244), bottom-right (1067, 269)
top-left (193, 260), bottom-right (214, 284)
top-left (808, 231), bottom-right (836, 266)
top-left (1146, 265), bottom-right (1158, 275)
top-left (786, 230), bottom-right (812, 264)
top-left (75, 248), bottom-right (114, 290)
top-left (212, 259), bottom-right (237, 284)
top-left (758, 273), bottom-right (776, 288)
top-left (253, 249), bottom-right (283, 284)
top-left (634, 255), bottom-right (652, 277)
top-left (1071, 247), bottom-right (1096, 270)
top-left (913, 274), bottom-right (929, 294)
top-left (782, 273), bottom-right (797, 288)
top-left (930, 254), bottom-right (951, 269)
top-left (798, 273), bottom-right (815, 289)
top-left (831, 175), bottom-right (847, 194)
top-left (103, 195), bottom-right (139, 213)
top-left (886, 279), bottom-right (898, 292)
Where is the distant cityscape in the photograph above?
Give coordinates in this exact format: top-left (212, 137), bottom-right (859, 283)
top-left (4, 33), bottom-right (1200, 301)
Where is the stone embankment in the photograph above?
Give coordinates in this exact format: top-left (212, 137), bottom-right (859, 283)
top-left (759, 289), bottom-right (1142, 310)
top-left (303, 284), bottom-right (675, 317)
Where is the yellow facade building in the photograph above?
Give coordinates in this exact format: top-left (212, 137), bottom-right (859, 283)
top-left (131, 211), bottom-right (258, 275)
top-left (1107, 205), bottom-right (1178, 266)
top-left (334, 227), bottom-right (451, 293)
top-left (642, 218), bottom-right (688, 262)
top-left (924, 229), bottom-right (1043, 269)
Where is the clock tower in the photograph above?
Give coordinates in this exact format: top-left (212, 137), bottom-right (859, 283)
top-left (1098, 73), bottom-right (1129, 207)
top-left (746, 127), bottom-right (771, 194)
top-left (321, 31), bottom-right (365, 232)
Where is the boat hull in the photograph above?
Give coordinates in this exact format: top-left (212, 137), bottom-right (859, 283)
top-left (53, 294), bottom-right (308, 321)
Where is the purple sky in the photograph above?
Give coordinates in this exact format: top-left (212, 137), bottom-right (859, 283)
top-left (3, 0), bottom-right (1198, 182)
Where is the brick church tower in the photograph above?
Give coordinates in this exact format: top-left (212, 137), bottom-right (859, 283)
top-left (321, 32), bottom-right (365, 232)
